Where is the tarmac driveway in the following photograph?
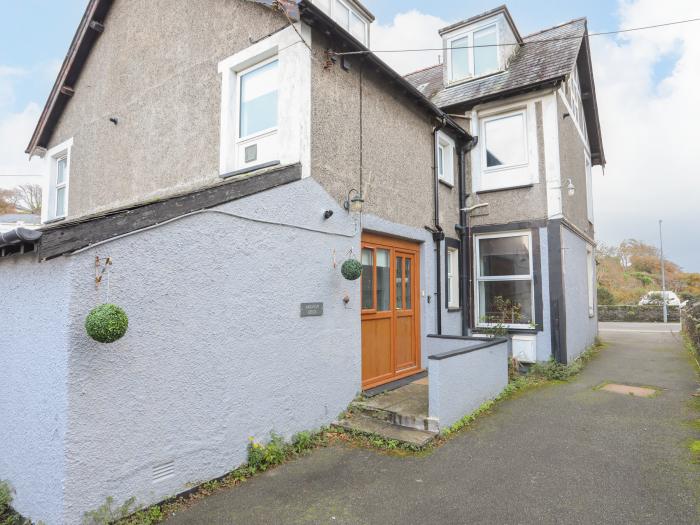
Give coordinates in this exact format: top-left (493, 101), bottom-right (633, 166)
top-left (167, 322), bottom-right (699, 524)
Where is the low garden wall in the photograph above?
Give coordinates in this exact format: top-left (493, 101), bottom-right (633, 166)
top-left (426, 335), bottom-right (509, 429)
top-left (598, 305), bottom-right (681, 322)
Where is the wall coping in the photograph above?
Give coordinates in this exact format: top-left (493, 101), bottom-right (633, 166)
top-left (427, 335), bottom-right (508, 361)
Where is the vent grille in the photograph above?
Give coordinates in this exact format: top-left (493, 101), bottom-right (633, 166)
top-left (152, 461), bottom-right (175, 483)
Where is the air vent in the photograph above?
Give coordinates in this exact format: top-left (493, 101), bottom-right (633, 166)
top-left (152, 461), bottom-right (175, 483)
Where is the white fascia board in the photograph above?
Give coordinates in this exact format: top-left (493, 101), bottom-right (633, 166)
top-left (542, 92), bottom-right (562, 219)
top-left (218, 24), bottom-right (312, 178)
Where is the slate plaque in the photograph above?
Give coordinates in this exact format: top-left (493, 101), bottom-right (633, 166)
top-left (300, 302), bottom-right (323, 317)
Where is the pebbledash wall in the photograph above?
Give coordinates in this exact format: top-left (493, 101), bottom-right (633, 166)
top-left (561, 226), bottom-right (597, 361)
top-left (1, 178), bottom-right (370, 524)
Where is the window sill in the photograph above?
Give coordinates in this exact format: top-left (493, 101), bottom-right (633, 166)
top-left (475, 183), bottom-right (535, 195)
top-left (474, 327), bottom-right (539, 335)
top-left (220, 160), bottom-right (281, 180)
top-left (43, 216), bottom-right (66, 225)
top-left (447, 307), bottom-right (461, 312)
top-left (439, 178), bottom-right (454, 189)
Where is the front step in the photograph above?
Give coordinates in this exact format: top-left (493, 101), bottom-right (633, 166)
top-left (350, 380), bottom-right (438, 432)
top-left (333, 413), bottom-right (437, 447)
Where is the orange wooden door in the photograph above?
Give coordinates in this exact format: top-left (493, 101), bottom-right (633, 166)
top-left (361, 233), bottom-right (421, 389)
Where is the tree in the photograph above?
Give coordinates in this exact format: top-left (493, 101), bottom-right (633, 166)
top-left (0, 189), bottom-right (16, 214)
top-left (10, 184), bottom-right (42, 215)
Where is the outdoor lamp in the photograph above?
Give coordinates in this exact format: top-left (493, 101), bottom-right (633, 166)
top-left (343, 188), bottom-right (364, 213)
top-left (566, 179), bottom-right (576, 197)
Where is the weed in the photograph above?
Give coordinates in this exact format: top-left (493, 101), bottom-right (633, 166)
top-left (82, 497), bottom-right (136, 525)
top-left (0, 482), bottom-right (12, 515)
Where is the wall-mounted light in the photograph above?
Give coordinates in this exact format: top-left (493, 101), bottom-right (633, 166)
top-left (566, 178), bottom-right (576, 197)
top-left (343, 188), bottom-right (364, 213)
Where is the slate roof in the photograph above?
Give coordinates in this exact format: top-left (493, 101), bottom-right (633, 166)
top-left (406, 18), bottom-right (587, 109)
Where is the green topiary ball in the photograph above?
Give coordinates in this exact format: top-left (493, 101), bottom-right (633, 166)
top-left (85, 304), bottom-right (129, 343)
top-left (341, 259), bottom-right (363, 281)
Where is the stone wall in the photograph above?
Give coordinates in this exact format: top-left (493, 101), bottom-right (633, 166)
top-left (681, 302), bottom-right (700, 350)
top-left (598, 305), bottom-right (681, 322)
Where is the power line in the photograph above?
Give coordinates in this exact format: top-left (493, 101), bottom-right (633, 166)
top-left (331, 16), bottom-right (700, 56)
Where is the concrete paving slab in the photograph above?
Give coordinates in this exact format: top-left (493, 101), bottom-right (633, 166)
top-left (332, 414), bottom-right (436, 447)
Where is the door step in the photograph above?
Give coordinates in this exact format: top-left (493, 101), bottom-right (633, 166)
top-left (333, 414), bottom-right (437, 447)
top-left (351, 380), bottom-right (438, 432)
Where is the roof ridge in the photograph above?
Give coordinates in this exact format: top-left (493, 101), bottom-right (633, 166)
top-left (523, 17), bottom-right (586, 40)
top-left (404, 63), bottom-right (441, 78)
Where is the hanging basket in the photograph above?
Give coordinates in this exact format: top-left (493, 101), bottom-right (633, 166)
top-left (341, 259), bottom-right (363, 281)
top-left (85, 304), bottom-right (129, 343)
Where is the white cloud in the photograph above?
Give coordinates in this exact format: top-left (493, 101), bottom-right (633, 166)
top-left (370, 10), bottom-right (447, 74)
top-left (0, 102), bottom-right (46, 186)
top-left (591, 0), bottom-right (700, 270)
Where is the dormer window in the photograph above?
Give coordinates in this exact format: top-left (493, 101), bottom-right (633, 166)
top-left (313, 0), bottom-right (370, 45)
top-left (447, 23), bottom-right (500, 83)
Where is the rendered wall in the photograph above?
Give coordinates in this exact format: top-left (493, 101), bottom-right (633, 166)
top-left (561, 226), bottom-right (597, 361)
top-left (0, 254), bottom-right (71, 524)
top-left (427, 339), bottom-right (508, 428)
top-left (46, 0), bottom-right (288, 219)
top-left (3, 179), bottom-right (360, 523)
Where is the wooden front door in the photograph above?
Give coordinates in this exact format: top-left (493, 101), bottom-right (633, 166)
top-left (361, 233), bottom-right (421, 389)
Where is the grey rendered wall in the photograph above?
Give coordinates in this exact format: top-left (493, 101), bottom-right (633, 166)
top-left (46, 0), bottom-right (287, 220)
top-left (468, 101), bottom-right (548, 227)
top-left (0, 254), bottom-right (71, 524)
top-left (562, 226), bottom-right (597, 361)
top-left (558, 96), bottom-right (593, 237)
top-left (309, 32), bottom-right (461, 233)
top-left (57, 178), bottom-right (360, 522)
top-left (428, 341), bottom-right (508, 428)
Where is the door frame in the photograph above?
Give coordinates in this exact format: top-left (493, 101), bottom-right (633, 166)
top-left (361, 232), bottom-right (422, 390)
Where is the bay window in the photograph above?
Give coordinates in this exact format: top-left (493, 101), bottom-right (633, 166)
top-left (475, 232), bottom-right (534, 327)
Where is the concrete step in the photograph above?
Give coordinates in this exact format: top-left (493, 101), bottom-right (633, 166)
top-left (333, 414), bottom-right (437, 447)
top-left (350, 381), bottom-right (438, 432)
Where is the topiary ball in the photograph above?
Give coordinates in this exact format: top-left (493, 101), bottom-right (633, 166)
top-left (85, 304), bottom-right (129, 343)
top-left (341, 259), bottom-right (363, 281)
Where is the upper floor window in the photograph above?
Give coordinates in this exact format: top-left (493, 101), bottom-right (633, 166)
top-left (315, 0), bottom-right (369, 45)
top-left (239, 58), bottom-right (278, 139)
top-left (43, 137), bottom-right (73, 222)
top-left (482, 110), bottom-right (527, 171)
top-left (218, 25), bottom-right (312, 177)
top-left (436, 131), bottom-right (455, 186)
top-left (448, 23), bottom-right (499, 83)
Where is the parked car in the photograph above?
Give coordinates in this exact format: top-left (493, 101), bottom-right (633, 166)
top-left (639, 291), bottom-right (682, 306)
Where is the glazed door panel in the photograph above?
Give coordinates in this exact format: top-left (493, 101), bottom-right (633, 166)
top-left (361, 234), bottom-right (421, 389)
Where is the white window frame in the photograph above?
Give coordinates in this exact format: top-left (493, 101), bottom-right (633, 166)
top-left (587, 245), bottom-right (595, 317)
top-left (474, 230), bottom-right (535, 329)
top-left (218, 25), bottom-right (311, 178)
top-left (481, 109), bottom-right (529, 173)
top-left (316, 0), bottom-right (368, 45)
top-left (446, 247), bottom-right (460, 309)
top-left (446, 22), bottom-right (500, 84)
top-left (471, 98), bottom-right (540, 193)
top-left (436, 130), bottom-right (455, 186)
top-left (235, 56), bottom-right (279, 145)
top-left (42, 137), bottom-right (73, 223)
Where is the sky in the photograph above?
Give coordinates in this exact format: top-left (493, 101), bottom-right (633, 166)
top-left (0, 0), bottom-right (698, 272)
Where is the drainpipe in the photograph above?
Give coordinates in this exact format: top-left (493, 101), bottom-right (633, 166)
top-left (431, 121), bottom-right (446, 335)
top-left (456, 136), bottom-right (479, 336)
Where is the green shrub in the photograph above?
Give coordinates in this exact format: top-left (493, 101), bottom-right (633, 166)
top-left (0, 481), bottom-right (13, 515)
top-left (597, 285), bottom-right (616, 305)
top-left (340, 259), bottom-right (362, 281)
top-left (85, 304), bottom-right (129, 343)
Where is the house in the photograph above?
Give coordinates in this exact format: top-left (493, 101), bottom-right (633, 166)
top-left (0, 2), bottom-right (602, 523)
top-left (406, 5), bottom-right (604, 364)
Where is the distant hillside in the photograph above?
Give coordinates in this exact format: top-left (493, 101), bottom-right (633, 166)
top-left (597, 239), bottom-right (700, 305)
